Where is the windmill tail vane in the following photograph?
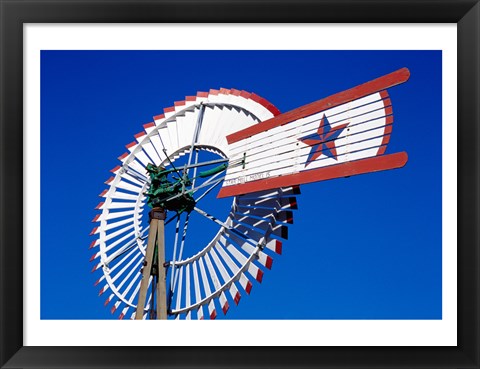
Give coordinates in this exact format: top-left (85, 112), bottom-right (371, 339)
top-left (218, 67), bottom-right (410, 198)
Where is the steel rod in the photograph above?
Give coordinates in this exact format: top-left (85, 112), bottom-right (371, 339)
top-left (186, 104), bottom-right (205, 170)
top-left (169, 217), bottom-right (181, 291)
top-left (173, 212), bottom-right (190, 291)
top-left (193, 206), bottom-right (256, 245)
top-left (194, 177), bottom-right (224, 203)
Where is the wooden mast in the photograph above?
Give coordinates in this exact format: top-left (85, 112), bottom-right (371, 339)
top-left (135, 207), bottom-right (167, 320)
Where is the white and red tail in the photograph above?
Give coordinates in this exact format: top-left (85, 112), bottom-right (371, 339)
top-left (218, 68), bottom-right (410, 198)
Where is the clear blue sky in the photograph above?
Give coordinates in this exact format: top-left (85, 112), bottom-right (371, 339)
top-left (41, 50), bottom-right (442, 320)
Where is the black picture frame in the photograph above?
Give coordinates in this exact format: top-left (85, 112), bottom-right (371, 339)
top-left (1, 1), bottom-right (478, 368)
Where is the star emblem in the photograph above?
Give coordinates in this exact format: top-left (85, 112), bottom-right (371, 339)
top-left (299, 114), bottom-right (349, 167)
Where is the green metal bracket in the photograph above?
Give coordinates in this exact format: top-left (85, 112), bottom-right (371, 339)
top-left (198, 163), bottom-right (228, 178)
top-left (145, 163), bottom-right (196, 214)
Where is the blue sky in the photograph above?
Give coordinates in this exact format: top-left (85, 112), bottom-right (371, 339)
top-left (41, 50), bottom-right (442, 319)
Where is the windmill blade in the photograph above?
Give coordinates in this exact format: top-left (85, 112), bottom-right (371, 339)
top-left (143, 122), bottom-right (169, 163)
top-left (218, 68), bottom-right (410, 198)
top-left (101, 189), bottom-right (138, 201)
top-left (197, 257), bottom-right (216, 319)
top-left (176, 109), bottom-right (199, 151)
top-left (209, 247), bottom-right (241, 307)
top-left (124, 141), bottom-right (153, 169)
top-left (232, 218), bottom-right (287, 242)
top-left (184, 264), bottom-right (192, 320)
top-left (133, 132), bottom-right (163, 166)
top-left (203, 252), bottom-right (227, 316)
top-left (213, 241), bottom-right (252, 295)
top-left (191, 260), bottom-right (204, 320)
top-left (237, 185), bottom-right (300, 200)
top-left (235, 209), bottom-right (293, 226)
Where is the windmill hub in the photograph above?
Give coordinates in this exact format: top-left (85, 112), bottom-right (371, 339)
top-left (145, 163), bottom-right (196, 214)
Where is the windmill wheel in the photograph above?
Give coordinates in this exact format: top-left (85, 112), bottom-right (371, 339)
top-left (90, 89), bottom-right (299, 319)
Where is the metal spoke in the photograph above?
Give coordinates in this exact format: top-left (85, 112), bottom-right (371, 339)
top-left (193, 206), bottom-right (257, 245)
top-left (114, 255), bottom-right (143, 295)
top-left (123, 165), bottom-right (148, 182)
top-left (106, 246), bottom-right (137, 277)
top-left (111, 252), bottom-right (142, 285)
top-left (192, 206), bottom-right (234, 231)
top-left (173, 212), bottom-right (190, 290)
top-left (137, 226), bottom-right (151, 241)
top-left (182, 157), bottom-right (229, 171)
top-left (120, 267), bottom-right (143, 304)
top-left (190, 149), bottom-right (200, 188)
top-left (165, 212), bottom-right (179, 226)
top-left (157, 125), bottom-right (182, 178)
top-left (186, 105), bottom-right (205, 174)
top-left (194, 177), bottom-right (224, 204)
top-left (121, 171), bottom-right (147, 187)
top-left (181, 105), bottom-right (204, 196)
top-left (106, 227), bottom-right (149, 265)
top-left (150, 132), bottom-right (167, 165)
top-left (169, 217), bottom-right (182, 291)
top-left (104, 236), bottom-right (138, 267)
top-left (104, 230), bottom-right (136, 253)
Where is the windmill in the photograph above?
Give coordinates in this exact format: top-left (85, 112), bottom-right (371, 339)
top-left (90, 67), bottom-right (410, 319)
